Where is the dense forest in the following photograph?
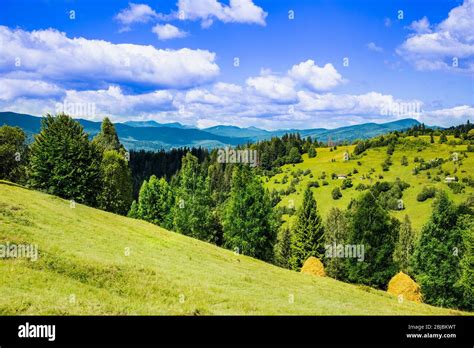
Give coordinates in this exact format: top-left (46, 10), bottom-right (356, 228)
top-left (1, 113), bottom-right (473, 311)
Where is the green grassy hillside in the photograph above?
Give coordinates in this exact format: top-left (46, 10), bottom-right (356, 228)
top-left (265, 136), bottom-right (473, 232)
top-left (0, 181), bottom-right (467, 315)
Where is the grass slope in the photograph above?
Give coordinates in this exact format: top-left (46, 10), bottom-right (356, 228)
top-left (0, 182), bottom-right (466, 315)
top-left (266, 136), bottom-right (473, 232)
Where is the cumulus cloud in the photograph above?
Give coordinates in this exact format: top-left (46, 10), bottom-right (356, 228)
top-left (366, 42), bottom-right (384, 53)
top-left (407, 16), bottom-right (431, 34)
top-left (176, 0), bottom-right (267, 27)
top-left (419, 105), bottom-right (474, 126)
top-left (115, 3), bottom-right (159, 31)
top-left (0, 26), bottom-right (219, 90)
top-left (0, 78), bottom-right (64, 101)
top-left (152, 24), bottom-right (188, 40)
top-left (397, 0), bottom-right (474, 72)
top-left (246, 74), bottom-right (297, 103)
top-left (288, 60), bottom-right (345, 91)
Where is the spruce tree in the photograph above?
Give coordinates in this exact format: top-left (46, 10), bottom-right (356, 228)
top-left (92, 117), bottom-right (124, 154)
top-left (346, 192), bottom-right (399, 288)
top-left (223, 165), bottom-right (277, 261)
top-left (289, 186), bottom-right (325, 270)
top-left (274, 227), bottom-right (292, 268)
top-left (308, 146), bottom-right (317, 158)
top-left (29, 113), bottom-right (101, 206)
top-left (412, 191), bottom-right (466, 309)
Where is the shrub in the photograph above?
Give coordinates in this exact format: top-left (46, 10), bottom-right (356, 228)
top-left (417, 186), bottom-right (436, 202)
top-left (332, 187), bottom-right (342, 200)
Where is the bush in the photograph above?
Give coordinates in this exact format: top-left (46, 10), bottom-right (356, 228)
top-left (308, 180), bottom-right (320, 188)
top-left (417, 186), bottom-right (437, 202)
top-left (447, 182), bottom-right (464, 194)
top-left (341, 178), bottom-right (353, 190)
top-left (332, 187), bottom-right (342, 200)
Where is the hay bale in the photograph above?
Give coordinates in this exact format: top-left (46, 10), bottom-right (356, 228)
top-left (387, 272), bottom-right (422, 303)
top-left (300, 256), bottom-right (325, 277)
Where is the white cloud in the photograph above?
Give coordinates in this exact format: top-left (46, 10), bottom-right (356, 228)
top-left (0, 78), bottom-right (64, 101)
top-left (176, 0), bottom-right (267, 27)
top-left (366, 42), bottom-right (384, 53)
top-left (398, 0), bottom-right (474, 72)
top-left (115, 3), bottom-right (159, 31)
top-left (288, 60), bottom-right (345, 91)
top-left (407, 16), bottom-right (431, 34)
top-left (0, 26), bottom-right (219, 90)
top-left (419, 105), bottom-right (474, 126)
top-left (152, 24), bottom-right (188, 40)
top-left (246, 74), bottom-right (297, 103)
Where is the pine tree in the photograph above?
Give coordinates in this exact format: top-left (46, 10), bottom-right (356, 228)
top-left (274, 227), bottom-right (292, 268)
top-left (308, 146), bottom-right (317, 158)
top-left (97, 150), bottom-right (133, 215)
top-left (346, 192), bottom-right (399, 288)
top-left (393, 215), bottom-right (415, 273)
top-left (29, 114), bottom-right (101, 206)
top-left (92, 117), bottom-right (125, 154)
top-left (222, 165), bottom-right (278, 261)
top-left (289, 186), bottom-right (325, 270)
top-left (412, 191), bottom-right (465, 309)
top-left (324, 207), bottom-right (349, 280)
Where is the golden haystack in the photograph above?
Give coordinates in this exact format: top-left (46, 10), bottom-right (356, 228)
top-left (300, 256), bottom-right (326, 277)
top-left (387, 272), bottom-right (422, 303)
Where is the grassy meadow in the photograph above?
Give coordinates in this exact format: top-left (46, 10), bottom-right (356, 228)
top-left (0, 181), bottom-right (468, 315)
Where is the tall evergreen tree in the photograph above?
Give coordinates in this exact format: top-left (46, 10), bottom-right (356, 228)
top-left (92, 117), bottom-right (124, 154)
top-left (289, 186), bottom-right (325, 270)
top-left (393, 215), bottom-right (415, 273)
top-left (324, 207), bottom-right (349, 280)
top-left (412, 191), bottom-right (466, 309)
top-left (223, 165), bottom-right (278, 261)
top-left (346, 192), bottom-right (399, 288)
top-left (97, 150), bottom-right (133, 215)
top-left (29, 114), bottom-right (101, 206)
top-left (274, 227), bottom-right (292, 268)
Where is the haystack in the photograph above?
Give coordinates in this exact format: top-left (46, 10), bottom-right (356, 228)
top-left (387, 272), bottom-right (422, 303)
top-left (300, 256), bottom-right (325, 277)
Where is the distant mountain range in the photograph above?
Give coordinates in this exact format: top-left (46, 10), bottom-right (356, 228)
top-left (0, 111), bottom-right (424, 151)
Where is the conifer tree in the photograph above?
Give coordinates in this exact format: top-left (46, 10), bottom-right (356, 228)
top-left (29, 113), bottom-right (101, 206)
top-left (289, 186), bottom-right (325, 270)
top-left (223, 165), bottom-right (278, 261)
top-left (92, 117), bottom-right (125, 154)
top-left (274, 227), bottom-right (292, 268)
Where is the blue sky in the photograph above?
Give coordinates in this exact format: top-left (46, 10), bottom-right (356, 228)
top-left (0, 0), bottom-right (472, 129)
